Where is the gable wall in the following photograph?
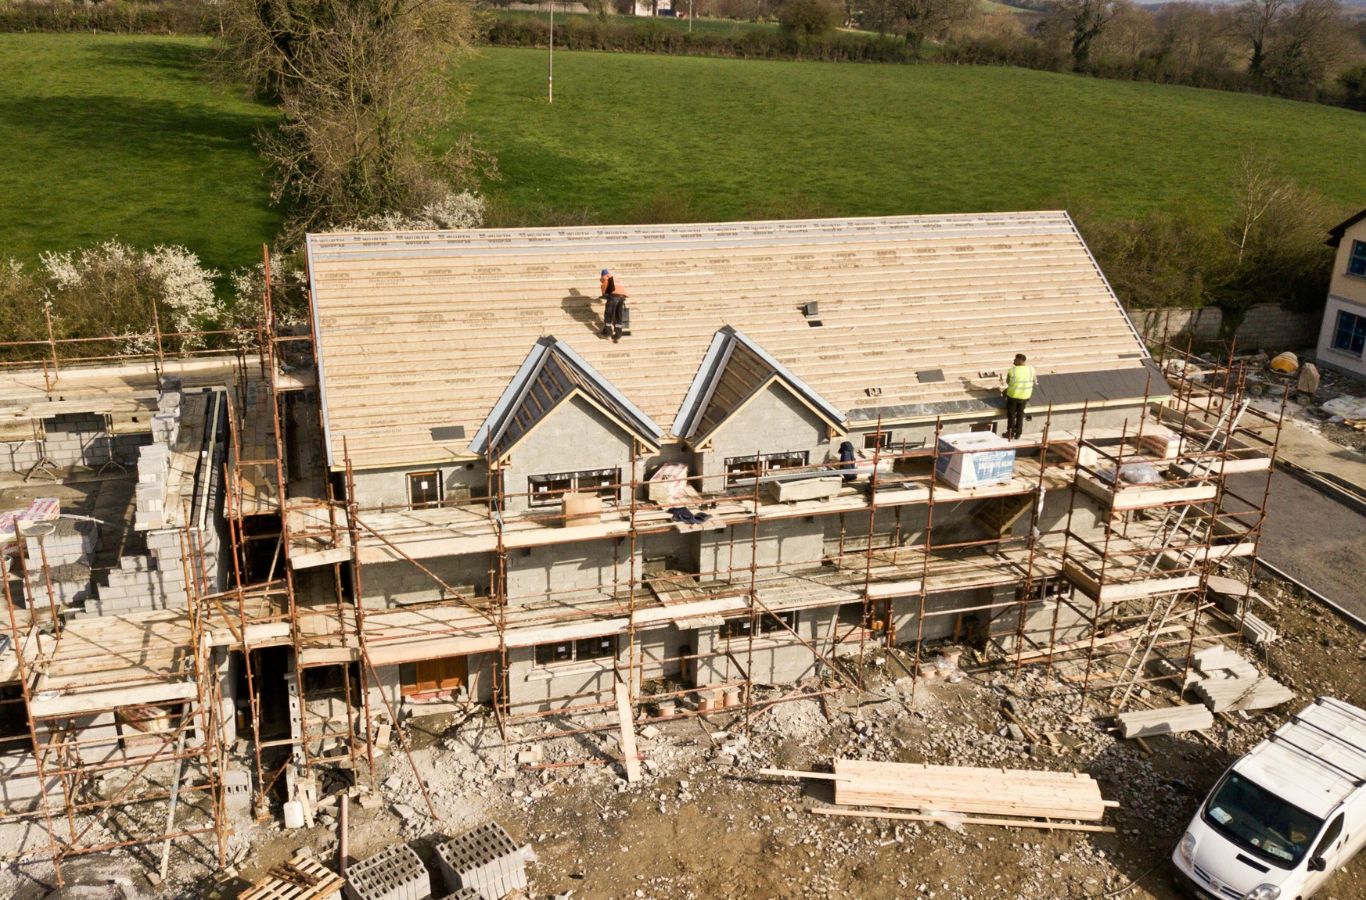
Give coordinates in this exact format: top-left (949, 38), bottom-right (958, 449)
top-left (696, 382), bottom-right (832, 492)
top-left (501, 394), bottom-right (643, 514)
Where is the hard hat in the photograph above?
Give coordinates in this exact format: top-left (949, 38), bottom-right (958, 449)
top-left (601, 269), bottom-right (610, 276)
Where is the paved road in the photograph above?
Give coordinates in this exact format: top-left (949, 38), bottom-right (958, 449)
top-left (1229, 471), bottom-right (1366, 623)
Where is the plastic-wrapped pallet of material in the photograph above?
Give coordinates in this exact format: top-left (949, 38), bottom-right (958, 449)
top-left (934, 432), bottom-right (1016, 489)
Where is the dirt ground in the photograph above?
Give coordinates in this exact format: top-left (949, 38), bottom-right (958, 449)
top-left (183, 572), bottom-right (1364, 900)
top-left (1, 571), bottom-right (1361, 900)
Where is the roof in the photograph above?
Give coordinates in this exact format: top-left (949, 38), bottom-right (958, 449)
top-left (673, 326), bottom-right (845, 445)
top-left (1327, 208), bottom-right (1366, 247)
top-left (1236, 697), bottom-right (1366, 819)
top-left (469, 337), bottom-right (663, 462)
top-left (305, 212), bottom-right (1152, 470)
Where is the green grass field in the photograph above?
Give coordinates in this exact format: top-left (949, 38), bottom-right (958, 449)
top-left (456, 48), bottom-right (1366, 224)
top-left (0, 34), bottom-right (1363, 274)
top-left (0, 34), bottom-right (278, 273)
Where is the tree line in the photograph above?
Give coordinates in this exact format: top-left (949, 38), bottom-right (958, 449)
top-left (764, 0), bottom-right (1365, 105)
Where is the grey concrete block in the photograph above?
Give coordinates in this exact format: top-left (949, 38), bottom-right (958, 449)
top-left (345, 842), bottom-right (431, 900)
top-left (435, 822), bottom-right (526, 900)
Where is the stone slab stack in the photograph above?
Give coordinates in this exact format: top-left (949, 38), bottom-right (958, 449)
top-left (435, 822), bottom-right (527, 900)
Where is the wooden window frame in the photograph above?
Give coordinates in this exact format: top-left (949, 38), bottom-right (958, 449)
top-left (527, 467), bottom-right (621, 507)
top-left (1331, 309), bottom-right (1366, 358)
top-left (723, 450), bottom-right (810, 486)
top-left (1348, 239), bottom-right (1366, 278)
top-left (407, 470), bottom-right (443, 510)
top-left (720, 610), bottom-right (798, 641)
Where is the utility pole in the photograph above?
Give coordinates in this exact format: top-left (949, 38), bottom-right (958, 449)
top-left (548, 0), bottom-right (554, 104)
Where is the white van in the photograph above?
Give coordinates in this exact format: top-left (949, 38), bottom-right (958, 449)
top-left (1172, 696), bottom-right (1366, 899)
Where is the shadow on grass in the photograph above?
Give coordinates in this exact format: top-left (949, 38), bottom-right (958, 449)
top-left (83, 37), bottom-right (223, 85)
top-left (0, 93), bottom-right (267, 159)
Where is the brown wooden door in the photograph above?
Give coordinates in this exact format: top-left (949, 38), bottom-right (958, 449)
top-left (406, 656), bottom-right (467, 695)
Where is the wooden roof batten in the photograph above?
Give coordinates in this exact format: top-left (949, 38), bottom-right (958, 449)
top-left (469, 336), bottom-right (664, 462)
top-left (673, 326), bottom-right (847, 448)
top-left (306, 211), bottom-right (1154, 470)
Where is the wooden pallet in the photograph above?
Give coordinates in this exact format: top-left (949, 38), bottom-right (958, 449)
top-left (238, 852), bottom-right (344, 900)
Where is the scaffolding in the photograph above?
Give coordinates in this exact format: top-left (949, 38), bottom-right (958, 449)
top-left (0, 281), bottom-right (1285, 883)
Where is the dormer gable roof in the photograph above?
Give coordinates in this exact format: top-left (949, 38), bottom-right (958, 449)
top-left (470, 337), bottom-right (663, 462)
top-left (673, 326), bottom-right (846, 447)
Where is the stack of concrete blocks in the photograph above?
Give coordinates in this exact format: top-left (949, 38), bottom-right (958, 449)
top-left (134, 442), bottom-right (171, 531)
top-left (344, 842), bottom-right (431, 900)
top-left (152, 388), bottom-right (182, 446)
top-left (434, 822), bottom-right (528, 900)
top-left (20, 517), bottom-right (96, 610)
top-left (435, 891), bottom-right (482, 900)
top-left (223, 769), bottom-right (252, 822)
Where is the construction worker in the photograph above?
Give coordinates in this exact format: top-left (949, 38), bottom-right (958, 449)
top-left (598, 268), bottom-right (628, 342)
top-left (1003, 353), bottom-right (1035, 441)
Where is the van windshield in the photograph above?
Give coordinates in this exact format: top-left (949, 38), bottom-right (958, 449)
top-left (1203, 771), bottom-right (1324, 869)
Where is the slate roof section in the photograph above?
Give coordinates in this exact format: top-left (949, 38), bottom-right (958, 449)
top-left (1327, 208), bottom-right (1366, 247)
top-left (469, 337), bottom-right (663, 461)
top-left (846, 360), bottom-right (1167, 422)
top-left (673, 327), bottom-right (846, 444)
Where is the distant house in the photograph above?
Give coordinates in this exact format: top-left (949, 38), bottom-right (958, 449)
top-left (1318, 209), bottom-right (1366, 379)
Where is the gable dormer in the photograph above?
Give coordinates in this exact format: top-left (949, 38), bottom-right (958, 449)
top-left (673, 327), bottom-right (845, 490)
top-left (471, 337), bottom-right (663, 512)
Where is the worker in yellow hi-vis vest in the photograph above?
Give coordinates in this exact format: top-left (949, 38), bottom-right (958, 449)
top-left (1003, 353), bottom-right (1035, 441)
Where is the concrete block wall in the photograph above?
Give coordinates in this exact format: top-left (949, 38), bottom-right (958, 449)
top-left (39, 413), bottom-right (110, 468)
top-left (696, 382), bottom-right (831, 493)
top-left (22, 562), bottom-right (92, 610)
top-left (500, 394), bottom-right (641, 515)
top-left (88, 530), bottom-right (190, 615)
top-left (888, 588), bottom-right (993, 645)
top-left (694, 606), bottom-right (834, 687)
top-left (435, 822), bottom-right (526, 900)
top-left (506, 642), bottom-right (624, 713)
top-left (1132, 303), bottom-right (1321, 352)
top-left (134, 442), bottom-right (172, 531)
top-left (1, 420), bottom-right (144, 475)
top-left (363, 556), bottom-right (491, 610)
top-left (344, 841), bottom-right (431, 900)
top-left (505, 539), bottom-right (639, 606)
top-left (367, 665), bottom-right (403, 721)
top-left (352, 461), bottom-right (492, 511)
top-left (637, 623), bottom-right (691, 682)
top-left (0, 751), bottom-right (62, 813)
top-left (698, 517), bottom-right (824, 582)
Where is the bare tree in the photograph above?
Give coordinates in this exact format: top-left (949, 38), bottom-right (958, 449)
top-left (1050, 0), bottom-right (1117, 69)
top-left (887, 0), bottom-right (976, 53)
top-left (1235, 0), bottom-right (1287, 77)
top-left (1261, 0), bottom-right (1351, 97)
top-left (219, 0), bottom-right (495, 239)
top-left (1227, 153), bottom-right (1294, 265)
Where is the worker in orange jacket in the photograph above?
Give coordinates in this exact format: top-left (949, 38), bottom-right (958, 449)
top-left (599, 269), bottom-right (628, 342)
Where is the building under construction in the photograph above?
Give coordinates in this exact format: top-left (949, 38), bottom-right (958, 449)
top-left (0, 212), bottom-right (1283, 882)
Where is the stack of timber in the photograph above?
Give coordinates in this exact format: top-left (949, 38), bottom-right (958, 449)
top-left (1116, 704), bottom-right (1214, 739)
top-left (762, 758), bottom-right (1117, 832)
top-left (1187, 646), bottom-right (1294, 713)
